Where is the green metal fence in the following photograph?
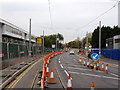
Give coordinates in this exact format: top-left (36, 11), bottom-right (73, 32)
top-left (1, 42), bottom-right (59, 61)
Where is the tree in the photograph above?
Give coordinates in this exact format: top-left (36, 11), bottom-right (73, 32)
top-left (91, 26), bottom-right (120, 48)
top-left (41, 33), bottom-right (64, 48)
top-left (66, 41), bottom-right (82, 48)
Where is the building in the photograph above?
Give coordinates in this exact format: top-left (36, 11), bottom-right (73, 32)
top-left (0, 18), bottom-right (37, 45)
top-left (106, 35), bottom-right (120, 49)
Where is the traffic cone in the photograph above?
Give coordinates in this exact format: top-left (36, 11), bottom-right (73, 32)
top-left (101, 63), bottom-right (104, 71)
top-left (90, 63), bottom-right (94, 69)
top-left (105, 64), bottom-right (109, 73)
top-left (67, 74), bottom-right (72, 90)
top-left (87, 59), bottom-right (90, 67)
top-left (49, 69), bottom-right (55, 83)
top-left (45, 64), bottom-right (47, 70)
top-left (93, 62), bottom-right (97, 70)
top-left (83, 59), bottom-right (86, 66)
top-left (97, 61), bottom-right (100, 70)
top-left (47, 59), bottom-right (49, 64)
top-left (91, 82), bottom-right (95, 90)
top-left (79, 57), bottom-right (82, 64)
top-left (46, 64), bottom-right (49, 77)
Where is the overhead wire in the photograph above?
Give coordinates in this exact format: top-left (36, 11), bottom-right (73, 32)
top-left (75, 1), bottom-right (119, 32)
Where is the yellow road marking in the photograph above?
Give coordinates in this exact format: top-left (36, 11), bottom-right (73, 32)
top-left (7, 59), bottom-right (41, 89)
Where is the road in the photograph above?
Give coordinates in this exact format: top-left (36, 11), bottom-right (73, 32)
top-left (52, 51), bottom-right (119, 89)
top-left (5, 50), bottom-right (119, 89)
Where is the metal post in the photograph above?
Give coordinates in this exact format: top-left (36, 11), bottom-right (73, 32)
top-left (86, 32), bottom-right (88, 56)
top-left (7, 43), bottom-right (10, 69)
top-left (0, 23), bottom-right (2, 85)
top-left (56, 34), bottom-right (57, 51)
top-left (29, 18), bottom-right (31, 56)
top-left (82, 40), bottom-right (83, 49)
top-left (77, 37), bottom-right (79, 49)
top-left (43, 30), bottom-right (44, 53)
top-left (18, 44), bottom-right (20, 58)
top-left (118, 1), bottom-right (120, 28)
top-left (99, 21), bottom-right (101, 55)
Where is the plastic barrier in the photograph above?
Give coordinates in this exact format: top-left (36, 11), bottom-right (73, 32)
top-left (41, 52), bottom-right (62, 89)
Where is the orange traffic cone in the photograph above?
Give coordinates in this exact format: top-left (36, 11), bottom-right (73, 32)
top-left (93, 62), bottom-right (97, 70)
top-left (49, 69), bottom-right (55, 83)
top-left (67, 74), bottom-right (72, 90)
top-left (105, 64), bottom-right (109, 73)
top-left (45, 64), bottom-right (47, 70)
top-left (46, 64), bottom-right (49, 76)
top-left (91, 82), bottom-right (95, 90)
top-left (47, 59), bottom-right (50, 64)
top-left (79, 57), bottom-right (82, 64)
top-left (101, 63), bottom-right (104, 71)
top-left (83, 59), bottom-right (86, 66)
top-left (97, 61), bottom-right (100, 70)
top-left (87, 59), bottom-right (90, 67)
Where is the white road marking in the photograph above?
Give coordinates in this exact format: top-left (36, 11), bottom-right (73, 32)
top-left (59, 60), bottom-right (61, 63)
top-left (69, 71), bottom-right (119, 80)
top-left (109, 72), bottom-right (119, 77)
top-left (64, 70), bottom-right (72, 80)
top-left (67, 67), bottom-right (102, 72)
top-left (64, 70), bottom-right (69, 76)
top-left (73, 59), bottom-right (77, 62)
top-left (60, 64), bottom-right (64, 68)
top-left (59, 56), bottom-right (61, 61)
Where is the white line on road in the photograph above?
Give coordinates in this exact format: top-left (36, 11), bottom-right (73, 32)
top-left (58, 55), bottom-right (61, 61)
top-left (109, 72), bottom-right (119, 77)
top-left (64, 70), bottom-right (69, 76)
top-left (60, 64), bottom-right (64, 68)
top-left (69, 71), bottom-right (119, 80)
top-left (73, 59), bottom-right (77, 62)
top-left (59, 60), bottom-right (61, 63)
top-left (64, 70), bottom-right (72, 80)
top-left (67, 67), bottom-right (102, 72)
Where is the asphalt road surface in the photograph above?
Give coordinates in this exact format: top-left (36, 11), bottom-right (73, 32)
top-left (53, 51), bottom-right (119, 89)
top-left (5, 50), bottom-right (119, 89)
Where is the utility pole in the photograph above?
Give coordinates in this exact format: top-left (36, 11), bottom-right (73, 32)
top-left (43, 30), bottom-right (44, 53)
top-left (118, 1), bottom-right (120, 28)
top-left (29, 18), bottom-right (31, 56)
top-left (77, 37), bottom-right (79, 49)
top-left (86, 32), bottom-right (88, 56)
top-left (56, 34), bottom-right (57, 51)
top-left (99, 21), bottom-right (101, 55)
top-left (82, 40), bottom-right (83, 50)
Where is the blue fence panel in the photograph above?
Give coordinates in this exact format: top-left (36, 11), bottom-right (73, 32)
top-left (91, 49), bottom-right (120, 61)
top-left (91, 49), bottom-right (99, 55)
top-left (112, 50), bottom-right (120, 60)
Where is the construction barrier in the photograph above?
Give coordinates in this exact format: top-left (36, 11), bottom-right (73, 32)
top-left (40, 52), bottom-right (62, 89)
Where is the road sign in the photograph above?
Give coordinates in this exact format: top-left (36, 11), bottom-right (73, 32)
top-left (52, 44), bottom-right (55, 48)
top-left (91, 53), bottom-right (99, 61)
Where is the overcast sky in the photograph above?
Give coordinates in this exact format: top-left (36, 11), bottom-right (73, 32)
top-left (0, 0), bottom-right (118, 43)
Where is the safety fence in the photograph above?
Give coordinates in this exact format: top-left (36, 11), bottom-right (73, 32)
top-left (91, 49), bottom-right (120, 61)
top-left (41, 52), bottom-right (62, 89)
top-left (0, 42), bottom-right (58, 61)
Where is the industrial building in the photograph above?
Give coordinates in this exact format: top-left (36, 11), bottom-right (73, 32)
top-left (0, 18), bottom-right (37, 45)
top-left (106, 35), bottom-right (120, 49)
